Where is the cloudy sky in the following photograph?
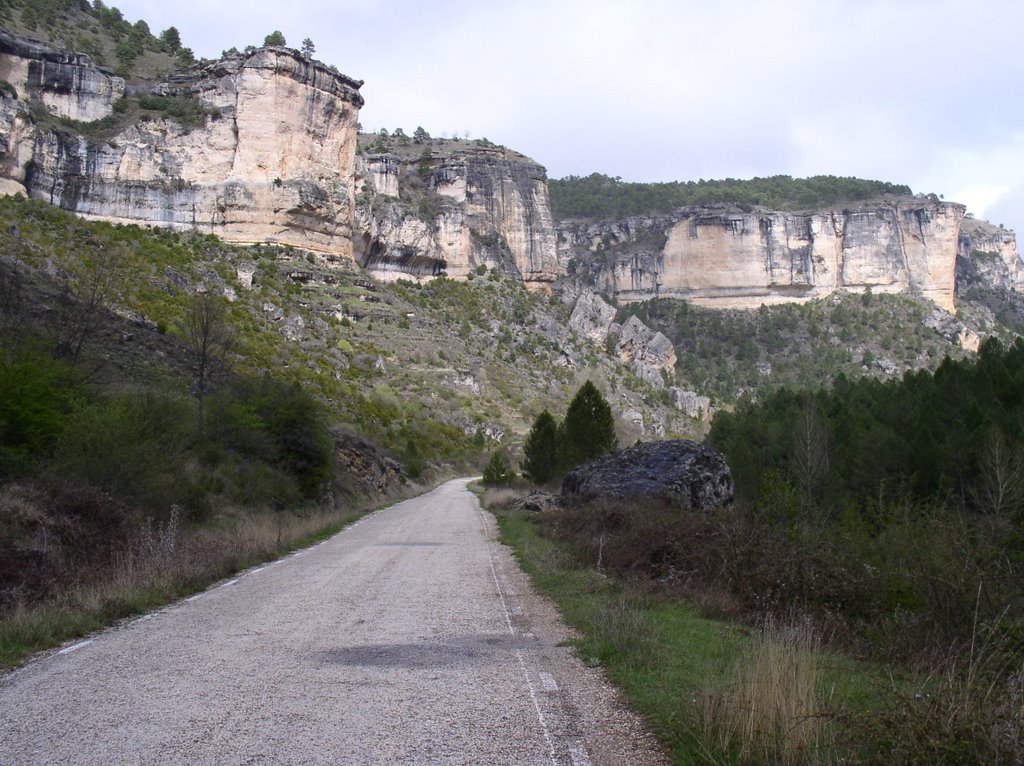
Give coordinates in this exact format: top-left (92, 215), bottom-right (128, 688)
top-left (113, 0), bottom-right (1023, 232)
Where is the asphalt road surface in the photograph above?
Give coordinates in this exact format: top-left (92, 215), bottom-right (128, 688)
top-left (0, 479), bottom-right (668, 765)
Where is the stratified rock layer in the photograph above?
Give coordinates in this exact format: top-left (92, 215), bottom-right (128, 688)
top-left (561, 440), bottom-right (734, 512)
top-left (0, 36), bottom-right (363, 258)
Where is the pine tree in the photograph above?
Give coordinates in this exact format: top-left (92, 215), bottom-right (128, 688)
top-left (300, 38), bottom-right (315, 57)
top-left (263, 30), bottom-right (286, 47)
top-left (522, 409), bottom-right (559, 484)
top-left (559, 380), bottom-right (616, 471)
top-left (482, 451), bottom-right (514, 487)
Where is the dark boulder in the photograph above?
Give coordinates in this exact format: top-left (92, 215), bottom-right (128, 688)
top-left (561, 439), bottom-right (733, 511)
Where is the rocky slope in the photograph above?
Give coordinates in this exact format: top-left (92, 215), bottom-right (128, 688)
top-left (0, 31), bottom-right (364, 257)
top-left (557, 200), bottom-right (991, 312)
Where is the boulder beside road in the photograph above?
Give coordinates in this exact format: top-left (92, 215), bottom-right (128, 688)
top-left (562, 440), bottom-right (733, 512)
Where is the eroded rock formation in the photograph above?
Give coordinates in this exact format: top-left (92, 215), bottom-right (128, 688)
top-left (0, 34), bottom-right (363, 258)
top-left (560, 201), bottom-right (967, 312)
top-left (354, 145), bottom-right (561, 289)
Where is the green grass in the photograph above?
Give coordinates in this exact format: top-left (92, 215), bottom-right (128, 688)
top-left (492, 503), bottom-right (894, 765)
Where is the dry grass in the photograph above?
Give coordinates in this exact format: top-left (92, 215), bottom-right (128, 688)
top-left (0, 505), bottom-right (364, 668)
top-left (699, 617), bottom-right (833, 765)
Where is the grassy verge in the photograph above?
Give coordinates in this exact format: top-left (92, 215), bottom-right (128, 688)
top-left (0, 502), bottom-right (375, 669)
top-left (490, 497), bottom-right (894, 765)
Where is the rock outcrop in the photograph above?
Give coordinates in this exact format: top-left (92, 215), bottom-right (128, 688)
top-left (957, 217), bottom-right (1023, 292)
top-left (568, 290), bottom-right (618, 344)
top-left (0, 35), bottom-right (363, 258)
top-left (610, 315), bottom-right (676, 388)
top-left (560, 200), bottom-right (966, 312)
top-left (354, 143), bottom-right (561, 289)
top-left (334, 433), bottom-right (403, 497)
top-left (0, 31), bottom-right (124, 122)
top-left (561, 439), bottom-right (734, 511)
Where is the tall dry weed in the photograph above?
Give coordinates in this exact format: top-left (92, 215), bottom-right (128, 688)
top-left (699, 617), bottom-right (832, 765)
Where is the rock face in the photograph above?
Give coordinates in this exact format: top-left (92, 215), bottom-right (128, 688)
top-left (568, 290), bottom-right (618, 344)
top-left (560, 200), bottom-right (966, 312)
top-left (0, 35), bottom-right (363, 258)
top-left (611, 315), bottom-right (676, 388)
top-left (334, 433), bottom-right (403, 497)
top-left (354, 146), bottom-right (561, 289)
top-left (958, 217), bottom-right (1023, 292)
top-left (0, 31), bottom-right (124, 122)
top-left (561, 439), bottom-right (734, 512)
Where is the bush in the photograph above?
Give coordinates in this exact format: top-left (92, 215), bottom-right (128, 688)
top-left (0, 350), bottom-right (81, 478)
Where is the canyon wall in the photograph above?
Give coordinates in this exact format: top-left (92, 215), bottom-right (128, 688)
top-left (559, 202), bottom-right (967, 312)
top-left (0, 33), bottom-right (363, 258)
top-left (354, 144), bottom-right (561, 290)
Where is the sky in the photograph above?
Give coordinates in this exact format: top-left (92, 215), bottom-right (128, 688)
top-left (111, 0), bottom-right (1024, 233)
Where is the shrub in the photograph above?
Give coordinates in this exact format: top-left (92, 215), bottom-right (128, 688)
top-left (0, 350), bottom-right (81, 477)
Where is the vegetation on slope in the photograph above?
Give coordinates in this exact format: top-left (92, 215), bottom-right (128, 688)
top-left (549, 172), bottom-right (915, 220)
top-left (616, 292), bottom-right (997, 404)
top-left (1, 0), bottom-right (195, 77)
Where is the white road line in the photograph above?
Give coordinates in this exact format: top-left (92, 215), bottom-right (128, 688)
top-left (186, 594), bottom-right (203, 603)
top-left (250, 566), bottom-right (266, 575)
top-left (136, 614), bottom-right (154, 623)
top-left (477, 506), bottom-right (558, 766)
top-left (539, 672), bottom-right (559, 691)
top-left (220, 578), bottom-right (239, 588)
top-left (58, 640), bottom-right (93, 655)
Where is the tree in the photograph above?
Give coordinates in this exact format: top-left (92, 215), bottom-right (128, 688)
top-left (413, 126), bottom-right (430, 143)
top-left (482, 451), bottom-right (514, 487)
top-left (522, 409), bottom-right (559, 485)
top-left (263, 30), bottom-right (286, 47)
top-left (559, 380), bottom-right (616, 470)
top-left (159, 26), bottom-right (181, 53)
top-left (300, 37), bottom-right (315, 56)
top-left (180, 292), bottom-right (234, 434)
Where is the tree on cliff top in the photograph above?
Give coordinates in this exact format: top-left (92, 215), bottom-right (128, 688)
top-left (301, 38), bottom-right (315, 57)
top-left (559, 380), bottom-right (616, 471)
top-left (263, 30), bottom-right (286, 47)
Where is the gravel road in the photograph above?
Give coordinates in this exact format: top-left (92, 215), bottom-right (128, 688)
top-left (0, 478), bottom-right (668, 765)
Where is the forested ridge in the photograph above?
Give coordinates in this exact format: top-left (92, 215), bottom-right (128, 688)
top-left (549, 172), bottom-right (915, 220)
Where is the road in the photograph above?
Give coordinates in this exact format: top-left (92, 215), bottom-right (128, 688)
top-left (0, 479), bottom-right (667, 765)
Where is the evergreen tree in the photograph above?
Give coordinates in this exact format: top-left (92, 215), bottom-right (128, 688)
top-left (263, 30), bottom-right (286, 47)
top-left (482, 450), bottom-right (514, 487)
top-left (159, 26), bottom-right (181, 53)
top-left (522, 409), bottom-right (559, 484)
top-left (559, 380), bottom-right (616, 470)
top-left (300, 37), bottom-right (315, 57)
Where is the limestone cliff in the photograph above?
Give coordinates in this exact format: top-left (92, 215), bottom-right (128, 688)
top-left (0, 34), bottom-right (363, 258)
top-left (957, 217), bottom-right (1023, 292)
top-left (354, 138), bottom-right (561, 289)
top-left (0, 30), bottom-right (124, 122)
top-left (559, 200), bottom-right (967, 312)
